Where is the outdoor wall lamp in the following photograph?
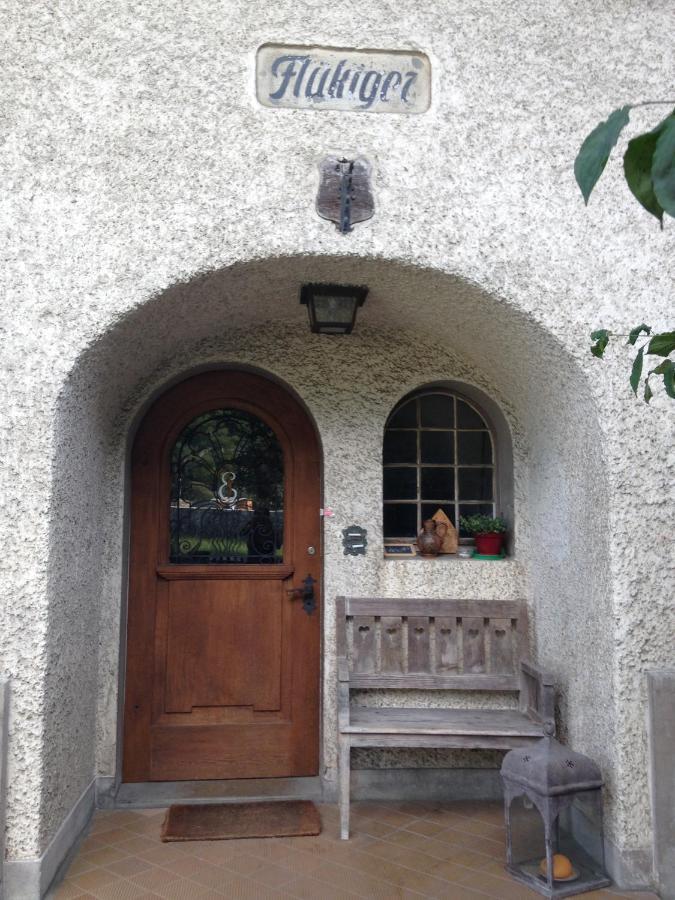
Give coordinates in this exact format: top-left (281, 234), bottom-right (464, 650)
top-left (300, 283), bottom-right (369, 335)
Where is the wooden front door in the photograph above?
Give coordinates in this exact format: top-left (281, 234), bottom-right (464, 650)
top-left (122, 371), bottom-right (321, 782)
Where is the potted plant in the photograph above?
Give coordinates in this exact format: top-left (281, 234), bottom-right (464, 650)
top-left (459, 514), bottom-right (507, 556)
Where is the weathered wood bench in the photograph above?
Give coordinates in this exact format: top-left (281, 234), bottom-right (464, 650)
top-left (336, 597), bottom-right (555, 839)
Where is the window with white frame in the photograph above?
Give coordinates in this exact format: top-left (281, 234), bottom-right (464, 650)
top-left (383, 390), bottom-right (497, 540)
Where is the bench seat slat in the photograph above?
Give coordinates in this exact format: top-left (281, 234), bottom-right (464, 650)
top-left (349, 674), bottom-right (519, 690)
top-left (344, 707), bottom-right (544, 737)
top-left (345, 598), bottom-right (522, 617)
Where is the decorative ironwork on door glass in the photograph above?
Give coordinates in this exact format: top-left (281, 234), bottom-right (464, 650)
top-left (170, 409), bottom-right (284, 564)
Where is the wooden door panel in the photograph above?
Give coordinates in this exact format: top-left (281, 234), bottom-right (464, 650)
top-left (164, 580), bottom-right (283, 714)
top-left (151, 724), bottom-right (297, 781)
top-left (122, 371), bottom-right (321, 783)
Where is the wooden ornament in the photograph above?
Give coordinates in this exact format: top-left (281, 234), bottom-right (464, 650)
top-left (432, 508), bottom-right (458, 554)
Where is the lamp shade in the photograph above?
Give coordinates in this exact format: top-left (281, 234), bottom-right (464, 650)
top-left (300, 283), bottom-right (368, 334)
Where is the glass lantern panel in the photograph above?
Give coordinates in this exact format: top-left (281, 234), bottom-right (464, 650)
top-left (556, 790), bottom-right (607, 883)
top-left (508, 793), bottom-right (547, 878)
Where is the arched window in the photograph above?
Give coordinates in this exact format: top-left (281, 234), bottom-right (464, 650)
top-left (383, 389), bottom-right (497, 540)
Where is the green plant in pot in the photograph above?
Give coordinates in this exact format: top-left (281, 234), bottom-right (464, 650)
top-left (460, 515), bottom-right (507, 556)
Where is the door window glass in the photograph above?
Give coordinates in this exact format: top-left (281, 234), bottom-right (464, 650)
top-left (170, 409), bottom-right (284, 563)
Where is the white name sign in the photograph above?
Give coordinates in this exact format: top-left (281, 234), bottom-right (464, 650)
top-left (256, 44), bottom-right (431, 114)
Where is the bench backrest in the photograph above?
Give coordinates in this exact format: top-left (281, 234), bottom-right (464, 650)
top-left (336, 597), bottom-right (528, 692)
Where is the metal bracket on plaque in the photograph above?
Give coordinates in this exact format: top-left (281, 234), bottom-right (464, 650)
top-left (342, 525), bottom-right (367, 556)
top-left (317, 157), bottom-right (374, 234)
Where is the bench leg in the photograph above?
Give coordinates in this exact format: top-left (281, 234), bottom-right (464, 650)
top-left (338, 736), bottom-right (350, 840)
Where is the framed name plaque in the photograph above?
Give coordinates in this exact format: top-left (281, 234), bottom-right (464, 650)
top-left (256, 44), bottom-right (431, 114)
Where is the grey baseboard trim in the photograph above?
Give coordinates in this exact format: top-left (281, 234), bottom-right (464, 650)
top-left (0, 681), bottom-right (9, 900)
top-left (114, 776), bottom-right (325, 809)
top-left (604, 837), bottom-right (653, 892)
top-left (349, 767), bottom-right (504, 802)
top-left (95, 775), bottom-right (118, 810)
top-left (4, 779), bottom-right (95, 900)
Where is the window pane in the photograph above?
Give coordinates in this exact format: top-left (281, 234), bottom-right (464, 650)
top-left (456, 400), bottom-right (486, 428)
top-left (458, 431), bottom-right (493, 464)
top-left (421, 467), bottom-right (454, 500)
top-left (421, 430), bottom-right (454, 464)
top-left (422, 503), bottom-right (455, 527)
top-left (458, 467), bottom-right (493, 500)
top-left (383, 467), bottom-right (417, 500)
top-left (458, 503), bottom-right (494, 535)
top-left (383, 430), bottom-right (417, 464)
top-left (387, 399), bottom-right (417, 428)
top-left (384, 504), bottom-right (418, 538)
top-left (420, 394), bottom-right (454, 428)
top-left (170, 409), bottom-right (284, 564)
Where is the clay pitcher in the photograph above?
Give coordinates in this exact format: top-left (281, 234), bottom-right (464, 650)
top-left (417, 519), bottom-right (443, 557)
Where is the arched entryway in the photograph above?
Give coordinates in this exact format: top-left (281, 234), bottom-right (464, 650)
top-left (123, 370), bottom-right (322, 782)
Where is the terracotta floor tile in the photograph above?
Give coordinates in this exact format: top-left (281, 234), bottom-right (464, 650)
top-left (80, 835), bottom-right (111, 853)
top-left (400, 819), bottom-right (448, 838)
top-left (53, 882), bottom-right (96, 899)
top-left (162, 856), bottom-right (207, 878)
top-left (115, 837), bottom-right (162, 857)
top-left (187, 861), bottom-right (237, 890)
top-left (129, 867), bottom-right (181, 892)
top-left (284, 875), bottom-right (360, 899)
top-left (81, 848), bottom-right (130, 867)
top-left (153, 877), bottom-right (223, 899)
top-left (249, 861), bottom-right (298, 888)
top-left (136, 846), bottom-right (191, 867)
top-left (455, 867), bottom-right (541, 899)
top-left (88, 880), bottom-right (153, 900)
top-left (348, 815), bottom-right (396, 838)
top-left (212, 876), bottom-right (288, 899)
top-left (66, 856), bottom-right (101, 877)
top-left (70, 870), bottom-right (120, 892)
top-left (105, 857), bottom-right (157, 878)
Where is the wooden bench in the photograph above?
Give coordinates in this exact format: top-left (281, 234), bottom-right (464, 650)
top-left (336, 597), bottom-right (555, 839)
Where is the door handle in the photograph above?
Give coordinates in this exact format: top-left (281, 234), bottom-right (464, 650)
top-left (287, 574), bottom-right (317, 615)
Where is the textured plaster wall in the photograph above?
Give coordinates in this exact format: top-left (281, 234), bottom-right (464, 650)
top-left (1, 0), bottom-right (673, 879)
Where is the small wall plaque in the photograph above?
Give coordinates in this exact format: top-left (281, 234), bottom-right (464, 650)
top-left (342, 525), bottom-right (367, 556)
top-left (256, 44), bottom-right (431, 115)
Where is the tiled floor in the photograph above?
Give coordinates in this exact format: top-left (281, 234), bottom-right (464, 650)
top-left (50, 801), bottom-right (658, 900)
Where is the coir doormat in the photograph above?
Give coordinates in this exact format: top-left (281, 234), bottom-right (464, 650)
top-left (160, 800), bottom-right (322, 842)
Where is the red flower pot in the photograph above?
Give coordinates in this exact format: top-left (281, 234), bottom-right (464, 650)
top-left (474, 532), bottom-right (504, 555)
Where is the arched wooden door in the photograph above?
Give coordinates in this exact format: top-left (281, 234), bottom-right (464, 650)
top-left (122, 371), bottom-right (322, 782)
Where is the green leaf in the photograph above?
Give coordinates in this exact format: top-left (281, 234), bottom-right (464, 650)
top-left (644, 379), bottom-right (653, 403)
top-left (623, 124), bottom-right (666, 225)
top-left (590, 329), bottom-right (610, 358)
top-left (630, 346), bottom-right (644, 394)
top-left (575, 107), bottom-right (631, 204)
top-left (652, 359), bottom-right (675, 398)
top-left (652, 112), bottom-right (675, 218)
top-left (627, 323), bottom-right (651, 345)
top-left (647, 331), bottom-right (675, 357)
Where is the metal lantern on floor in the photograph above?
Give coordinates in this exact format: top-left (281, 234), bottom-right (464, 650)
top-left (500, 722), bottom-right (611, 898)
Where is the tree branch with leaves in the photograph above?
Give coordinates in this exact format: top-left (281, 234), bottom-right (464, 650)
top-left (574, 102), bottom-right (674, 402)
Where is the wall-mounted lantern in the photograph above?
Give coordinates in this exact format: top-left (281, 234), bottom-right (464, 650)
top-left (300, 283), bottom-right (368, 335)
top-left (501, 723), bottom-right (610, 897)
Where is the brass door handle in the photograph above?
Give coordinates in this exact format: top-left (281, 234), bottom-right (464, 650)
top-left (287, 574), bottom-right (317, 615)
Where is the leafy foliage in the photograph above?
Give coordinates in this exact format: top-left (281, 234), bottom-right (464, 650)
top-left (574, 103), bottom-right (675, 224)
top-left (590, 326), bottom-right (675, 402)
top-left (459, 514), bottom-right (507, 535)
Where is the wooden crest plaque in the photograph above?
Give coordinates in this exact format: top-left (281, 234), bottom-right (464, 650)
top-left (317, 157), bottom-right (374, 233)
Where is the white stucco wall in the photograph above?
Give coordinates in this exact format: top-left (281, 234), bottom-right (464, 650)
top-left (1, 0), bottom-right (673, 887)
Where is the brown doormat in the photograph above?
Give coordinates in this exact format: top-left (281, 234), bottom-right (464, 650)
top-left (160, 800), bottom-right (322, 842)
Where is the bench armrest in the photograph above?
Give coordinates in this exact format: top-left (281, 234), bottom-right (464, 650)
top-left (519, 660), bottom-right (556, 729)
